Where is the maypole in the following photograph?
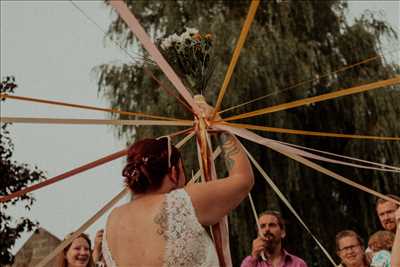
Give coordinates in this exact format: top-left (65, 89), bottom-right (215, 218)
top-left (2, 1), bottom-right (400, 266)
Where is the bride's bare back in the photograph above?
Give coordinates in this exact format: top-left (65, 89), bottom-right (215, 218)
top-left (106, 194), bottom-right (166, 266)
top-left (104, 189), bottom-right (220, 267)
top-left (104, 128), bottom-right (254, 266)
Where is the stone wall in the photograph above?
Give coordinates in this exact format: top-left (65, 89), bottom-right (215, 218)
top-left (10, 228), bottom-right (61, 267)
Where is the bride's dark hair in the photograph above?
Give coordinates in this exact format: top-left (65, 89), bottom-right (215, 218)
top-left (122, 138), bottom-right (181, 193)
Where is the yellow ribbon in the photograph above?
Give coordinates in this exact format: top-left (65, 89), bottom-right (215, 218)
top-left (219, 122), bottom-right (400, 141)
top-left (222, 76), bottom-right (400, 122)
top-left (1, 117), bottom-right (193, 126)
top-left (212, 0), bottom-right (260, 119)
top-left (219, 54), bottom-right (384, 115)
top-left (0, 93), bottom-right (179, 121)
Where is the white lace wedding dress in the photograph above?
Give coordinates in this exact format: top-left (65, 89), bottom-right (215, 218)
top-left (102, 188), bottom-right (220, 267)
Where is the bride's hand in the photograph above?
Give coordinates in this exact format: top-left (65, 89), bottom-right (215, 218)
top-left (195, 100), bottom-right (221, 122)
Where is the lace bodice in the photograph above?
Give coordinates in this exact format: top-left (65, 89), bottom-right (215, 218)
top-left (102, 189), bottom-right (219, 267)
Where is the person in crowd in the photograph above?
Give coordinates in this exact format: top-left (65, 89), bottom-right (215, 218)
top-left (336, 230), bottom-right (369, 267)
top-left (55, 232), bottom-right (94, 267)
top-left (92, 229), bottom-right (106, 267)
top-left (240, 210), bottom-right (308, 267)
top-left (376, 194), bottom-right (400, 233)
top-left (364, 194), bottom-right (399, 264)
top-left (391, 207), bottom-right (400, 267)
top-left (366, 230), bottom-right (394, 267)
top-left (102, 103), bottom-right (254, 266)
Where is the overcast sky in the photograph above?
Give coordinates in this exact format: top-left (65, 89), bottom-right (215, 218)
top-left (1, 0), bottom-right (399, 254)
top-left (1, 0), bottom-right (129, 253)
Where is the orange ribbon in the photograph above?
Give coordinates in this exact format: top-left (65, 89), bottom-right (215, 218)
top-left (223, 76), bottom-right (400, 121)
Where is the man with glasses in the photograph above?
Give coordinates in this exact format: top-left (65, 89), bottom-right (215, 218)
top-left (376, 194), bottom-right (400, 233)
top-left (335, 230), bottom-right (369, 267)
top-left (240, 210), bottom-right (308, 267)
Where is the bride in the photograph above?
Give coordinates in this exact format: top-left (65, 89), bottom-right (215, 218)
top-left (102, 108), bottom-right (254, 266)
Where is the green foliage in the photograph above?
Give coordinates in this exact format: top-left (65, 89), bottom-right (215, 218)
top-left (0, 77), bottom-right (46, 265)
top-left (97, 1), bottom-right (400, 265)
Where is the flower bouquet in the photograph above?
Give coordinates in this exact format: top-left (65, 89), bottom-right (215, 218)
top-left (160, 27), bottom-right (215, 95)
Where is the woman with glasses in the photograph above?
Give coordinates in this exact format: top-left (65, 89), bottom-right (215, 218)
top-left (101, 104), bottom-right (254, 267)
top-left (335, 230), bottom-right (369, 267)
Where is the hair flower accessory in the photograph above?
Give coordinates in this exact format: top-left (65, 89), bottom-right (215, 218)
top-left (142, 156), bottom-right (149, 164)
top-left (122, 163), bottom-right (140, 182)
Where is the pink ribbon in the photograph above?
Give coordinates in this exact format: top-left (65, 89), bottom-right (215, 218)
top-left (215, 123), bottom-right (400, 173)
top-left (109, 0), bottom-right (200, 116)
top-left (214, 124), bottom-right (400, 205)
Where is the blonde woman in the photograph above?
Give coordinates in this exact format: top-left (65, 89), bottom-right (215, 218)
top-left (55, 233), bottom-right (94, 267)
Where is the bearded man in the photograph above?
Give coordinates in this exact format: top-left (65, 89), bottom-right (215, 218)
top-left (376, 194), bottom-right (400, 233)
top-left (240, 211), bottom-right (308, 267)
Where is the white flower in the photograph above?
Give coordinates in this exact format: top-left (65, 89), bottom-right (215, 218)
top-left (161, 28), bottom-right (201, 50)
top-left (161, 38), bottom-right (171, 50)
top-left (161, 33), bottom-right (183, 49)
top-left (170, 33), bottom-right (180, 42)
top-left (185, 27), bottom-right (199, 35)
top-left (180, 27), bottom-right (199, 41)
top-left (180, 31), bottom-right (191, 41)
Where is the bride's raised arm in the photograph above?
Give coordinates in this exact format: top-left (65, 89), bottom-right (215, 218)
top-left (186, 101), bottom-right (254, 225)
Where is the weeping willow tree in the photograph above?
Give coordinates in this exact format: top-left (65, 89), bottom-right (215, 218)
top-left (96, 0), bottom-right (400, 265)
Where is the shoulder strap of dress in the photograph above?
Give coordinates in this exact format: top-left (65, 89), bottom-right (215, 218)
top-left (163, 188), bottom-right (212, 267)
top-left (166, 188), bottom-right (188, 201)
top-left (165, 188), bottom-right (203, 230)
